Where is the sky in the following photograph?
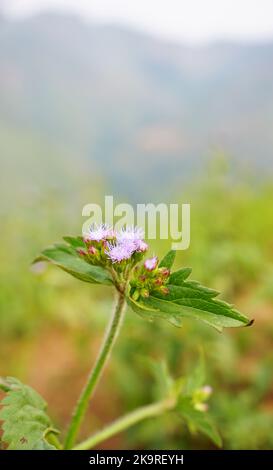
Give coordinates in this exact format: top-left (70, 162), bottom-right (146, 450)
top-left (1, 0), bottom-right (273, 43)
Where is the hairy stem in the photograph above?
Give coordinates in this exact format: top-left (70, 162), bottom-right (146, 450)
top-left (72, 397), bottom-right (175, 450)
top-left (64, 292), bottom-right (127, 449)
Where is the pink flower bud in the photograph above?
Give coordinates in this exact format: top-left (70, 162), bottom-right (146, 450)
top-left (140, 288), bottom-right (150, 298)
top-left (160, 286), bottom-right (169, 295)
top-left (77, 249), bottom-right (87, 257)
top-left (88, 246), bottom-right (97, 255)
top-left (137, 241), bottom-right (148, 252)
top-left (161, 268), bottom-right (170, 278)
top-left (144, 256), bottom-right (158, 271)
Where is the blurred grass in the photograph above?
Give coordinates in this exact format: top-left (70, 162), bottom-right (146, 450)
top-left (1, 160), bottom-right (273, 449)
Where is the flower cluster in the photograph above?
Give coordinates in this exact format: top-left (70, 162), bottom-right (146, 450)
top-left (78, 224), bottom-right (148, 265)
top-left (77, 224), bottom-right (170, 298)
top-left (107, 226), bottom-right (148, 263)
top-left (130, 256), bottom-right (170, 300)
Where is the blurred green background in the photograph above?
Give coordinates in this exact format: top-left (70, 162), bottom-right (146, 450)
top-left (1, 8), bottom-right (273, 449)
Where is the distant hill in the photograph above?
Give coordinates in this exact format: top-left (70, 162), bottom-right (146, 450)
top-left (0, 12), bottom-right (273, 200)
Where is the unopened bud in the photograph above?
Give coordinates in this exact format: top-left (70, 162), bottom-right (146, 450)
top-left (88, 246), bottom-right (97, 255)
top-left (144, 256), bottom-right (158, 271)
top-left (160, 286), bottom-right (169, 295)
top-left (161, 268), bottom-right (170, 278)
top-left (140, 288), bottom-right (150, 298)
top-left (77, 249), bottom-right (87, 257)
top-left (194, 403), bottom-right (208, 412)
top-left (138, 241), bottom-right (149, 252)
top-left (132, 290), bottom-right (140, 301)
top-left (201, 385), bottom-right (213, 398)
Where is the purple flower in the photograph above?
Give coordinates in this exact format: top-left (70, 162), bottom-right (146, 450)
top-left (136, 240), bottom-right (148, 252)
top-left (144, 256), bottom-right (158, 271)
top-left (84, 223), bottom-right (114, 242)
top-left (105, 240), bottom-right (135, 263)
top-left (117, 226), bottom-right (147, 253)
top-left (117, 226), bottom-right (144, 243)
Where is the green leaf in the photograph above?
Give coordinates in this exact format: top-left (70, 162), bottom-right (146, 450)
top-left (128, 271), bottom-right (251, 331)
top-left (159, 250), bottom-right (176, 269)
top-left (177, 397), bottom-right (222, 447)
top-left (169, 267), bottom-right (192, 284)
top-left (0, 377), bottom-right (59, 450)
top-left (127, 297), bottom-right (183, 328)
top-left (33, 243), bottom-right (112, 286)
top-left (63, 235), bottom-right (86, 249)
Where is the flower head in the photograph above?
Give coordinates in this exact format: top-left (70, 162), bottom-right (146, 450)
top-left (144, 256), bottom-right (158, 271)
top-left (84, 223), bottom-right (114, 242)
top-left (117, 226), bottom-right (144, 243)
top-left (105, 240), bottom-right (135, 263)
top-left (117, 226), bottom-right (147, 253)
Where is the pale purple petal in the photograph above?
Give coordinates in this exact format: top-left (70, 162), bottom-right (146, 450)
top-left (144, 256), bottom-right (158, 271)
top-left (135, 240), bottom-right (148, 252)
top-left (84, 223), bottom-right (114, 242)
top-left (105, 241), bottom-right (134, 263)
top-left (117, 226), bottom-right (144, 243)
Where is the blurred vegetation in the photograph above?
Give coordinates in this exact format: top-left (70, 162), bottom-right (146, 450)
top-left (0, 159), bottom-right (273, 449)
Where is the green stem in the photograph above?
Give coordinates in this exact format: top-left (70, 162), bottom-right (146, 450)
top-left (46, 431), bottom-right (63, 450)
top-left (72, 398), bottom-right (175, 450)
top-left (64, 292), bottom-right (127, 449)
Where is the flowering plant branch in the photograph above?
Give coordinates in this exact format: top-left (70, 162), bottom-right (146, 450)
top-left (0, 225), bottom-right (253, 450)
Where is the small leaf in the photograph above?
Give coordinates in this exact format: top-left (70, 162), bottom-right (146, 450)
top-left (159, 250), bottom-right (176, 269)
top-left (169, 268), bottom-right (192, 284)
top-left (178, 397), bottom-right (222, 447)
top-left (33, 244), bottom-right (112, 285)
top-left (0, 377), bottom-right (59, 450)
top-left (63, 236), bottom-right (85, 249)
